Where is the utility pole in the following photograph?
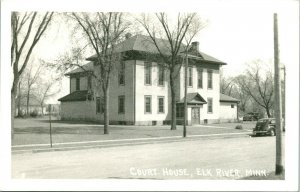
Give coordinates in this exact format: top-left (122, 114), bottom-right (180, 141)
top-left (273, 13), bottom-right (284, 175)
top-left (183, 53), bottom-right (188, 138)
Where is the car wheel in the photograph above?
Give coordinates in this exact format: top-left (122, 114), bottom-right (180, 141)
top-left (270, 129), bottom-right (275, 136)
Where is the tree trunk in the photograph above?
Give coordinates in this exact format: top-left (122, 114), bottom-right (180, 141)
top-left (11, 89), bottom-right (17, 140)
top-left (103, 87), bottom-right (109, 134)
top-left (266, 107), bottom-right (271, 118)
top-left (169, 71), bottom-right (177, 130)
top-left (17, 82), bottom-right (21, 117)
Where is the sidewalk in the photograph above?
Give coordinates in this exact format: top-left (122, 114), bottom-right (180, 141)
top-left (12, 117), bottom-right (254, 153)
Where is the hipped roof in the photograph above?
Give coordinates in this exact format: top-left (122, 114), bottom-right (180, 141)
top-left (86, 35), bottom-right (226, 65)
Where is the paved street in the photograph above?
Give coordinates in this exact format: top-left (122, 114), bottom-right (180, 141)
top-left (12, 135), bottom-right (284, 179)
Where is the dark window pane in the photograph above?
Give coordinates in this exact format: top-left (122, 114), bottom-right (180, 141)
top-left (188, 67), bottom-right (193, 86)
top-left (76, 77), bottom-right (80, 90)
top-left (208, 70), bottom-right (213, 89)
top-left (145, 96), bottom-right (151, 113)
top-left (208, 98), bottom-right (213, 113)
top-left (145, 62), bottom-right (152, 85)
top-left (197, 68), bottom-right (203, 88)
top-left (119, 61), bottom-right (125, 85)
top-left (88, 76), bottom-right (92, 89)
top-left (158, 65), bottom-right (164, 85)
top-left (118, 96), bottom-right (125, 114)
top-left (158, 97), bottom-right (164, 113)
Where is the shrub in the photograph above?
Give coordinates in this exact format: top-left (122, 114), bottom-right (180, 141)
top-left (235, 125), bottom-right (243, 130)
top-left (30, 110), bottom-right (38, 117)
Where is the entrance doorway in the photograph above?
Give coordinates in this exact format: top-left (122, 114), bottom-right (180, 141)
top-left (191, 107), bottom-right (200, 125)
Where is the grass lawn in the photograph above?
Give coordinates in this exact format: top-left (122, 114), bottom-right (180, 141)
top-left (13, 117), bottom-right (255, 146)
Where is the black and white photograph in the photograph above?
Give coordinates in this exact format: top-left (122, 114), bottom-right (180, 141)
top-left (0, 0), bottom-right (299, 191)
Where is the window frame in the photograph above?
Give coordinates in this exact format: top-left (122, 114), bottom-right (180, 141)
top-left (158, 64), bottom-right (165, 86)
top-left (75, 77), bottom-right (80, 91)
top-left (188, 66), bottom-right (193, 87)
top-left (119, 61), bottom-right (125, 86)
top-left (118, 95), bottom-right (125, 114)
top-left (197, 68), bottom-right (203, 89)
top-left (144, 95), bottom-right (152, 114)
top-left (144, 61), bottom-right (152, 85)
top-left (207, 70), bottom-right (213, 89)
top-left (157, 96), bottom-right (165, 114)
top-left (207, 97), bottom-right (213, 113)
top-left (87, 75), bottom-right (92, 90)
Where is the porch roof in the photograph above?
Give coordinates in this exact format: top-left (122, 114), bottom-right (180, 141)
top-left (177, 92), bottom-right (207, 105)
top-left (220, 93), bottom-right (239, 103)
top-left (58, 90), bottom-right (89, 102)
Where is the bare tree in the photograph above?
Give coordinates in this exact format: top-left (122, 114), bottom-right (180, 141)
top-left (23, 62), bottom-right (42, 116)
top-left (138, 12), bottom-right (205, 130)
top-left (67, 12), bottom-right (129, 134)
top-left (11, 12), bottom-right (54, 138)
top-left (220, 69), bottom-right (235, 96)
top-left (237, 60), bottom-right (274, 117)
top-left (233, 75), bottom-right (251, 114)
top-left (35, 79), bottom-right (61, 115)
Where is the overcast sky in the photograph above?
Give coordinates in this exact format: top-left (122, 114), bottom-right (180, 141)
top-left (2, 0), bottom-right (299, 103)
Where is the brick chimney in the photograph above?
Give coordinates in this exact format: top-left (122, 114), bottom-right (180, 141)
top-left (125, 33), bottom-right (132, 39)
top-left (191, 41), bottom-right (199, 51)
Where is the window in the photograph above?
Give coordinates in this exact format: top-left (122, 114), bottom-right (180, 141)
top-left (145, 96), bottom-right (152, 113)
top-left (76, 77), bottom-right (80, 91)
top-left (188, 66), bottom-right (193, 87)
top-left (197, 68), bottom-right (203, 88)
top-left (158, 96), bottom-right (164, 113)
top-left (87, 75), bottom-right (92, 90)
top-left (144, 62), bottom-right (152, 85)
top-left (96, 97), bottom-right (104, 113)
top-left (207, 70), bottom-right (213, 89)
top-left (231, 104), bottom-right (234, 108)
top-left (207, 98), bottom-right (213, 113)
top-left (176, 105), bottom-right (184, 117)
top-left (119, 61), bottom-right (125, 85)
top-left (158, 64), bottom-right (164, 86)
top-left (118, 95), bottom-right (125, 114)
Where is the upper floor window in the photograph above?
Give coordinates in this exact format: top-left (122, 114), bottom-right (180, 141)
top-left (145, 95), bottom-right (152, 113)
top-left (207, 70), bottom-right (213, 89)
top-left (188, 66), bottom-right (193, 87)
top-left (197, 68), bottom-right (203, 88)
top-left (119, 61), bottom-right (125, 85)
top-left (144, 62), bottom-right (152, 85)
top-left (76, 77), bottom-right (80, 91)
top-left (118, 95), bottom-right (125, 114)
top-left (158, 64), bottom-right (165, 86)
top-left (87, 75), bottom-right (92, 90)
top-left (207, 98), bottom-right (213, 113)
top-left (158, 96), bottom-right (164, 113)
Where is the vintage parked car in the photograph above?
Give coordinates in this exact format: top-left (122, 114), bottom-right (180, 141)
top-left (253, 118), bottom-right (276, 136)
top-left (243, 112), bottom-right (260, 121)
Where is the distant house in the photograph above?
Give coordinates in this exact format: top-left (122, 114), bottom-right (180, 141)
top-left (58, 34), bottom-right (239, 125)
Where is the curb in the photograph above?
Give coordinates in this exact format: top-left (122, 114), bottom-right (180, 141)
top-left (12, 131), bottom-right (252, 154)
